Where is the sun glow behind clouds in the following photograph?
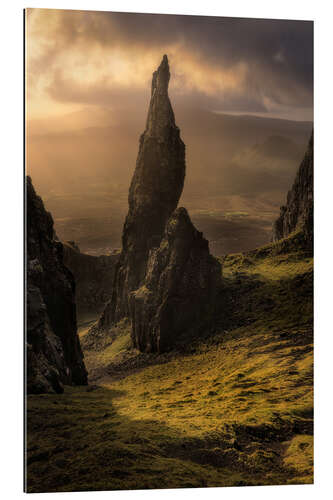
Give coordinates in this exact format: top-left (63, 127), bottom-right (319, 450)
top-left (26, 13), bottom-right (249, 120)
top-left (26, 8), bottom-right (313, 126)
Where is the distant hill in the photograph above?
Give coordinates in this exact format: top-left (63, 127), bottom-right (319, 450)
top-left (233, 135), bottom-right (303, 167)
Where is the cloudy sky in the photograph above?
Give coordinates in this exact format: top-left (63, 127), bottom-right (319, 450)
top-left (25, 8), bottom-right (313, 254)
top-left (26, 8), bottom-right (313, 122)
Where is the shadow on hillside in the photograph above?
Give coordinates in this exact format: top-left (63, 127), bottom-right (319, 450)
top-left (26, 380), bottom-right (313, 493)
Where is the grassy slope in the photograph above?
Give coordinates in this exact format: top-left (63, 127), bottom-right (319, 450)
top-left (26, 231), bottom-right (313, 492)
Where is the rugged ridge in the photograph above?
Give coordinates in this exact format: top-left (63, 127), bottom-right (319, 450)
top-left (130, 208), bottom-right (221, 352)
top-left (62, 241), bottom-right (119, 320)
top-left (98, 55), bottom-right (186, 330)
top-left (26, 177), bottom-right (87, 393)
top-left (273, 132), bottom-right (313, 244)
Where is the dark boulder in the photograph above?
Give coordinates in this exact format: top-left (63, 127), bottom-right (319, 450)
top-left (26, 176), bottom-right (87, 393)
top-left (129, 208), bottom-right (222, 352)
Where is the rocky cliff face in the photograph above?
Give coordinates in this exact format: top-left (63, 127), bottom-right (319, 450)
top-left (62, 242), bottom-right (119, 320)
top-left (26, 177), bottom-right (87, 393)
top-left (130, 208), bottom-right (221, 352)
top-left (273, 132), bottom-right (313, 244)
top-left (98, 55), bottom-right (186, 329)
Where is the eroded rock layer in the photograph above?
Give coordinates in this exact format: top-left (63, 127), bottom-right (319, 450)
top-left (26, 177), bottom-right (87, 393)
top-left (98, 55), bottom-right (185, 330)
top-left (129, 208), bottom-right (222, 352)
top-left (273, 132), bottom-right (313, 244)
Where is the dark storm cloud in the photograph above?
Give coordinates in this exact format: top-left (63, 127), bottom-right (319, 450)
top-left (27, 9), bottom-right (313, 119)
top-left (57, 10), bottom-right (313, 106)
top-left (52, 10), bottom-right (313, 84)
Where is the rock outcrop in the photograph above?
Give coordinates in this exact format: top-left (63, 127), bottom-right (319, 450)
top-left (62, 241), bottom-right (119, 320)
top-left (98, 55), bottom-right (186, 330)
top-left (26, 177), bottom-right (87, 393)
top-left (91, 55), bottom-right (221, 353)
top-left (273, 132), bottom-right (313, 244)
top-left (130, 208), bottom-right (221, 352)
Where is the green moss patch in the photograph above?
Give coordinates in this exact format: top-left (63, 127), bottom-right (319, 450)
top-left (26, 231), bottom-right (313, 491)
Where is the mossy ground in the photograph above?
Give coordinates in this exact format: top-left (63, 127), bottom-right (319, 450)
top-left (26, 232), bottom-right (313, 492)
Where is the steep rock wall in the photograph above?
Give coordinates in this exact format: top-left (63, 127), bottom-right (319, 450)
top-left (26, 177), bottom-right (87, 393)
top-left (273, 132), bottom-right (313, 244)
top-left (62, 241), bottom-right (119, 319)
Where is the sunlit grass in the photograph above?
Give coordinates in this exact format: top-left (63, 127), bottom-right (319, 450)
top-left (26, 231), bottom-right (313, 492)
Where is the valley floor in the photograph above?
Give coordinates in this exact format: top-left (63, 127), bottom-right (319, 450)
top-left (26, 232), bottom-right (313, 492)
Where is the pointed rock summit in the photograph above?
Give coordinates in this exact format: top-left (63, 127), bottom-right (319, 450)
top-left (146, 54), bottom-right (174, 134)
top-left (273, 132), bottom-right (313, 245)
top-left (99, 55), bottom-right (186, 329)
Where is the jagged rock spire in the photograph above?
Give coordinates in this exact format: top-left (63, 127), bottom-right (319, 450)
top-left (273, 131), bottom-right (313, 245)
top-left (91, 55), bottom-right (221, 353)
top-left (97, 55), bottom-right (186, 330)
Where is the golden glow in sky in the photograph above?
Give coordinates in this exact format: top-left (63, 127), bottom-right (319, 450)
top-left (26, 8), bottom-right (313, 123)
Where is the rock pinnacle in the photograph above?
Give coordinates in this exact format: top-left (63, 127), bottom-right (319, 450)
top-left (97, 55), bottom-right (186, 330)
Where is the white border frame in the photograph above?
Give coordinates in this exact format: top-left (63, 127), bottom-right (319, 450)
top-left (2, 1), bottom-right (332, 499)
